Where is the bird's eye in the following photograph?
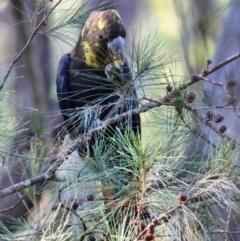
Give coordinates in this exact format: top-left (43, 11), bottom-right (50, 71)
top-left (99, 34), bottom-right (104, 40)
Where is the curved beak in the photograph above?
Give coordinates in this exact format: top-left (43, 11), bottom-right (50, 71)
top-left (108, 36), bottom-right (125, 67)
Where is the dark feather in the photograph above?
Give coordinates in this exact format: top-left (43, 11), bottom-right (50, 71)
top-left (56, 53), bottom-right (72, 116)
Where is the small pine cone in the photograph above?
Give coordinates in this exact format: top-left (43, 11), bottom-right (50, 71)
top-left (215, 114), bottom-right (224, 123)
top-left (201, 68), bottom-right (209, 77)
top-left (217, 125), bottom-right (227, 134)
top-left (166, 84), bottom-right (173, 92)
top-left (185, 91), bottom-right (196, 103)
top-left (227, 78), bottom-right (236, 87)
top-left (178, 192), bottom-right (187, 202)
top-left (206, 59), bottom-right (212, 65)
top-left (72, 201), bottom-right (79, 210)
top-left (205, 110), bottom-right (214, 121)
top-left (86, 194), bottom-right (94, 201)
top-left (88, 234), bottom-right (96, 241)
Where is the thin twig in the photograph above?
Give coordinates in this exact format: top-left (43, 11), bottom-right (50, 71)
top-left (199, 75), bottom-right (230, 96)
top-left (182, 120), bottom-right (218, 149)
top-left (0, 0), bottom-right (63, 91)
top-left (184, 104), bottom-right (240, 147)
top-left (0, 153), bottom-right (5, 166)
top-left (200, 75), bottom-right (224, 86)
top-left (207, 51), bottom-right (240, 76)
top-left (134, 202), bottom-right (181, 241)
top-left (209, 229), bottom-right (240, 234)
top-left (0, 155), bottom-right (62, 198)
top-left (143, 95), bottom-right (218, 149)
top-left (6, 167), bottom-right (35, 222)
top-left (134, 190), bottom-right (240, 241)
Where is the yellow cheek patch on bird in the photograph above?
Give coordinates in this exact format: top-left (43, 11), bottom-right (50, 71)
top-left (82, 41), bottom-right (110, 68)
top-left (82, 41), bottom-right (99, 68)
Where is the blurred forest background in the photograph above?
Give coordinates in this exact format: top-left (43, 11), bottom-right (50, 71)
top-left (2, 0), bottom-right (240, 240)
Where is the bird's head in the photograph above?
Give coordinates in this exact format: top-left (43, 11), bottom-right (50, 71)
top-left (80, 10), bottom-right (126, 69)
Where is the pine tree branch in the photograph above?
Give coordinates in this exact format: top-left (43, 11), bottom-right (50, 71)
top-left (0, 155), bottom-right (61, 198)
top-left (206, 51), bottom-right (240, 76)
top-left (0, 51), bottom-right (239, 198)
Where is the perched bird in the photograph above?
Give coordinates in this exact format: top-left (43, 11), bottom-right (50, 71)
top-left (56, 10), bottom-right (141, 156)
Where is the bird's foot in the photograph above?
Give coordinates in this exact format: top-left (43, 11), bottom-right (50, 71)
top-left (105, 63), bottom-right (114, 80)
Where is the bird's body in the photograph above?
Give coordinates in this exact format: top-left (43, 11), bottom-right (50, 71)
top-left (56, 10), bottom-right (140, 156)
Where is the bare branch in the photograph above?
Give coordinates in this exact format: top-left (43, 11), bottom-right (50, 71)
top-left (0, 0), bottom-right (63, 91)
top-left (207, 51), bottom-right (240, 76)
top-left (184, 104), bottom-right (239, 147)
top-left (0, 156), bottom-right (61, 198)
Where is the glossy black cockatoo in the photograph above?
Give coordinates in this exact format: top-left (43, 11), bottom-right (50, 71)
top-left (56, 10), bottom-right (141, 157)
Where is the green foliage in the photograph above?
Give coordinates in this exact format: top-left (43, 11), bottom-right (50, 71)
top-left (1, 0), bottom-right (240, 241)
